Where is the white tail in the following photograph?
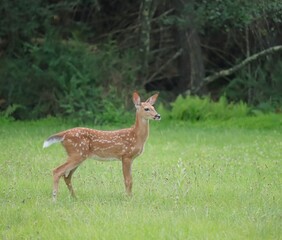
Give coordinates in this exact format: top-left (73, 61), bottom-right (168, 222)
top-left (43, 91), bottom-right (160, 201)
top-left (43, 136), bottom-right (64, 148)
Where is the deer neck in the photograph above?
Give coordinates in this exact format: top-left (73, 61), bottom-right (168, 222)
top-left (133, 111), bottom-right (149, 144)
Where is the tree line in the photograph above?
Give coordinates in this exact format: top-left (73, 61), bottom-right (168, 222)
top-left (0, 0), bottom-right (281, 121)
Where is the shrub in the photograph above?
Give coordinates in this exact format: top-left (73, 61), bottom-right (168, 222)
top-left (0, 40), bottom-right (139, 124)
top-left (169, 95), bottom-right (249, 121)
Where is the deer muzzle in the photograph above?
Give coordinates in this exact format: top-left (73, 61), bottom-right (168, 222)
top-left (154, 114), bottom-right (161, 120)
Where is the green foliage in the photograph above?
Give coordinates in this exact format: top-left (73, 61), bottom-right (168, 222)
top-left (0, 0), bottom-right (280, 124)
top-left (195, 0), bottom-right (252, 31)
top-left (0, 40), bottom-right (139, 123)
top-left (0, 0), bottom-right (139, 124)
top-left (168, 95), bottom-right (249, 121)
top-left (194, 0), bottom-right (282, 31)
top-left (0, 104), bottom-right (22, 120)
top-left (0, 0), bottom-right (51, 54)
top-left (162, 0), bottom-right (282, 31)
top-left (0, 0), bottom-right (99, 53)
top-left (224, 59), bottom-right (282, 112)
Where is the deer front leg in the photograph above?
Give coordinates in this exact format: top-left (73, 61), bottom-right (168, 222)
top-left (122, 158), bottom-right (133, 196)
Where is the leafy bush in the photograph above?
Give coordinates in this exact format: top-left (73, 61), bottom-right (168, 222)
top-left (168, 95), bottom-right (249, 121)
top-left (0, 40), bottom-right (139, 124)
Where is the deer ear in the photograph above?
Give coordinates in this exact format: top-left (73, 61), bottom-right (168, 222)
top-left (146, 92), bottom-right (159, 105)
top-left (133, 91), bottom-right (141, 107)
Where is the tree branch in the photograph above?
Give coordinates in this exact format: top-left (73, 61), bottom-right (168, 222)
top-left (206, 45), bottom-right (282, 83)
top-left (195, 45), bottom-right (282, 93)
top-left (146, 48), bottom-right (183, 84)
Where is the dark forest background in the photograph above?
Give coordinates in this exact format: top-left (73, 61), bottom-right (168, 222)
top-left (0, 0), bottom-right (281, 123)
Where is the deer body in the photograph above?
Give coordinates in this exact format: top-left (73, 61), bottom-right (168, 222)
top-left (43, 92), bottom-right (160, 201)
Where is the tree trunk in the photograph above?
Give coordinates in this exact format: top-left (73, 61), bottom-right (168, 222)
top-left (175, 0), bottom-right (205, 94)
top-left (138, 0), bottom-right (155, 86)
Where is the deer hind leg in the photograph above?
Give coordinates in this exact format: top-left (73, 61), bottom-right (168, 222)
top-left (52, 157), bottom-right (82, 202)
top-left (63, 167), bottom-right (78, 198)
top-left (122, 158), bottom-right (133, 196)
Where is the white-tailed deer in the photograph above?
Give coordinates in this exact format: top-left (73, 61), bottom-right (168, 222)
top-left (43, 91), bottom-right (160, 201)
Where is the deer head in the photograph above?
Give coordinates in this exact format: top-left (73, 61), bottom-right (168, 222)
top-left (133, 91), bottom-right (161, 121)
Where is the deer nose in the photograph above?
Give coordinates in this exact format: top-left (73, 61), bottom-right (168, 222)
top-left (154, 114), bottom-right (161, 120)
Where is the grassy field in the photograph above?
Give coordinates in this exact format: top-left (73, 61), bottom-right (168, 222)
top-left (0, 116), bottom-right (281, 239)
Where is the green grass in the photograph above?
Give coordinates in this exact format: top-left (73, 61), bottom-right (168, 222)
top-left (0, 116), bottom-right (281, 239)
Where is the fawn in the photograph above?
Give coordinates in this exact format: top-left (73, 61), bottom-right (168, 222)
top-left (43, 91), bottom-right (161, 201)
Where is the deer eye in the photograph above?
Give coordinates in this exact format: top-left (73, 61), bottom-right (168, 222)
top-left (144, 108), bottom-right (150, 112)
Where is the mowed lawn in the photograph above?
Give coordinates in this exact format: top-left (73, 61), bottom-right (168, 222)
top-left (0, 117), bottom-right (281, 239)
